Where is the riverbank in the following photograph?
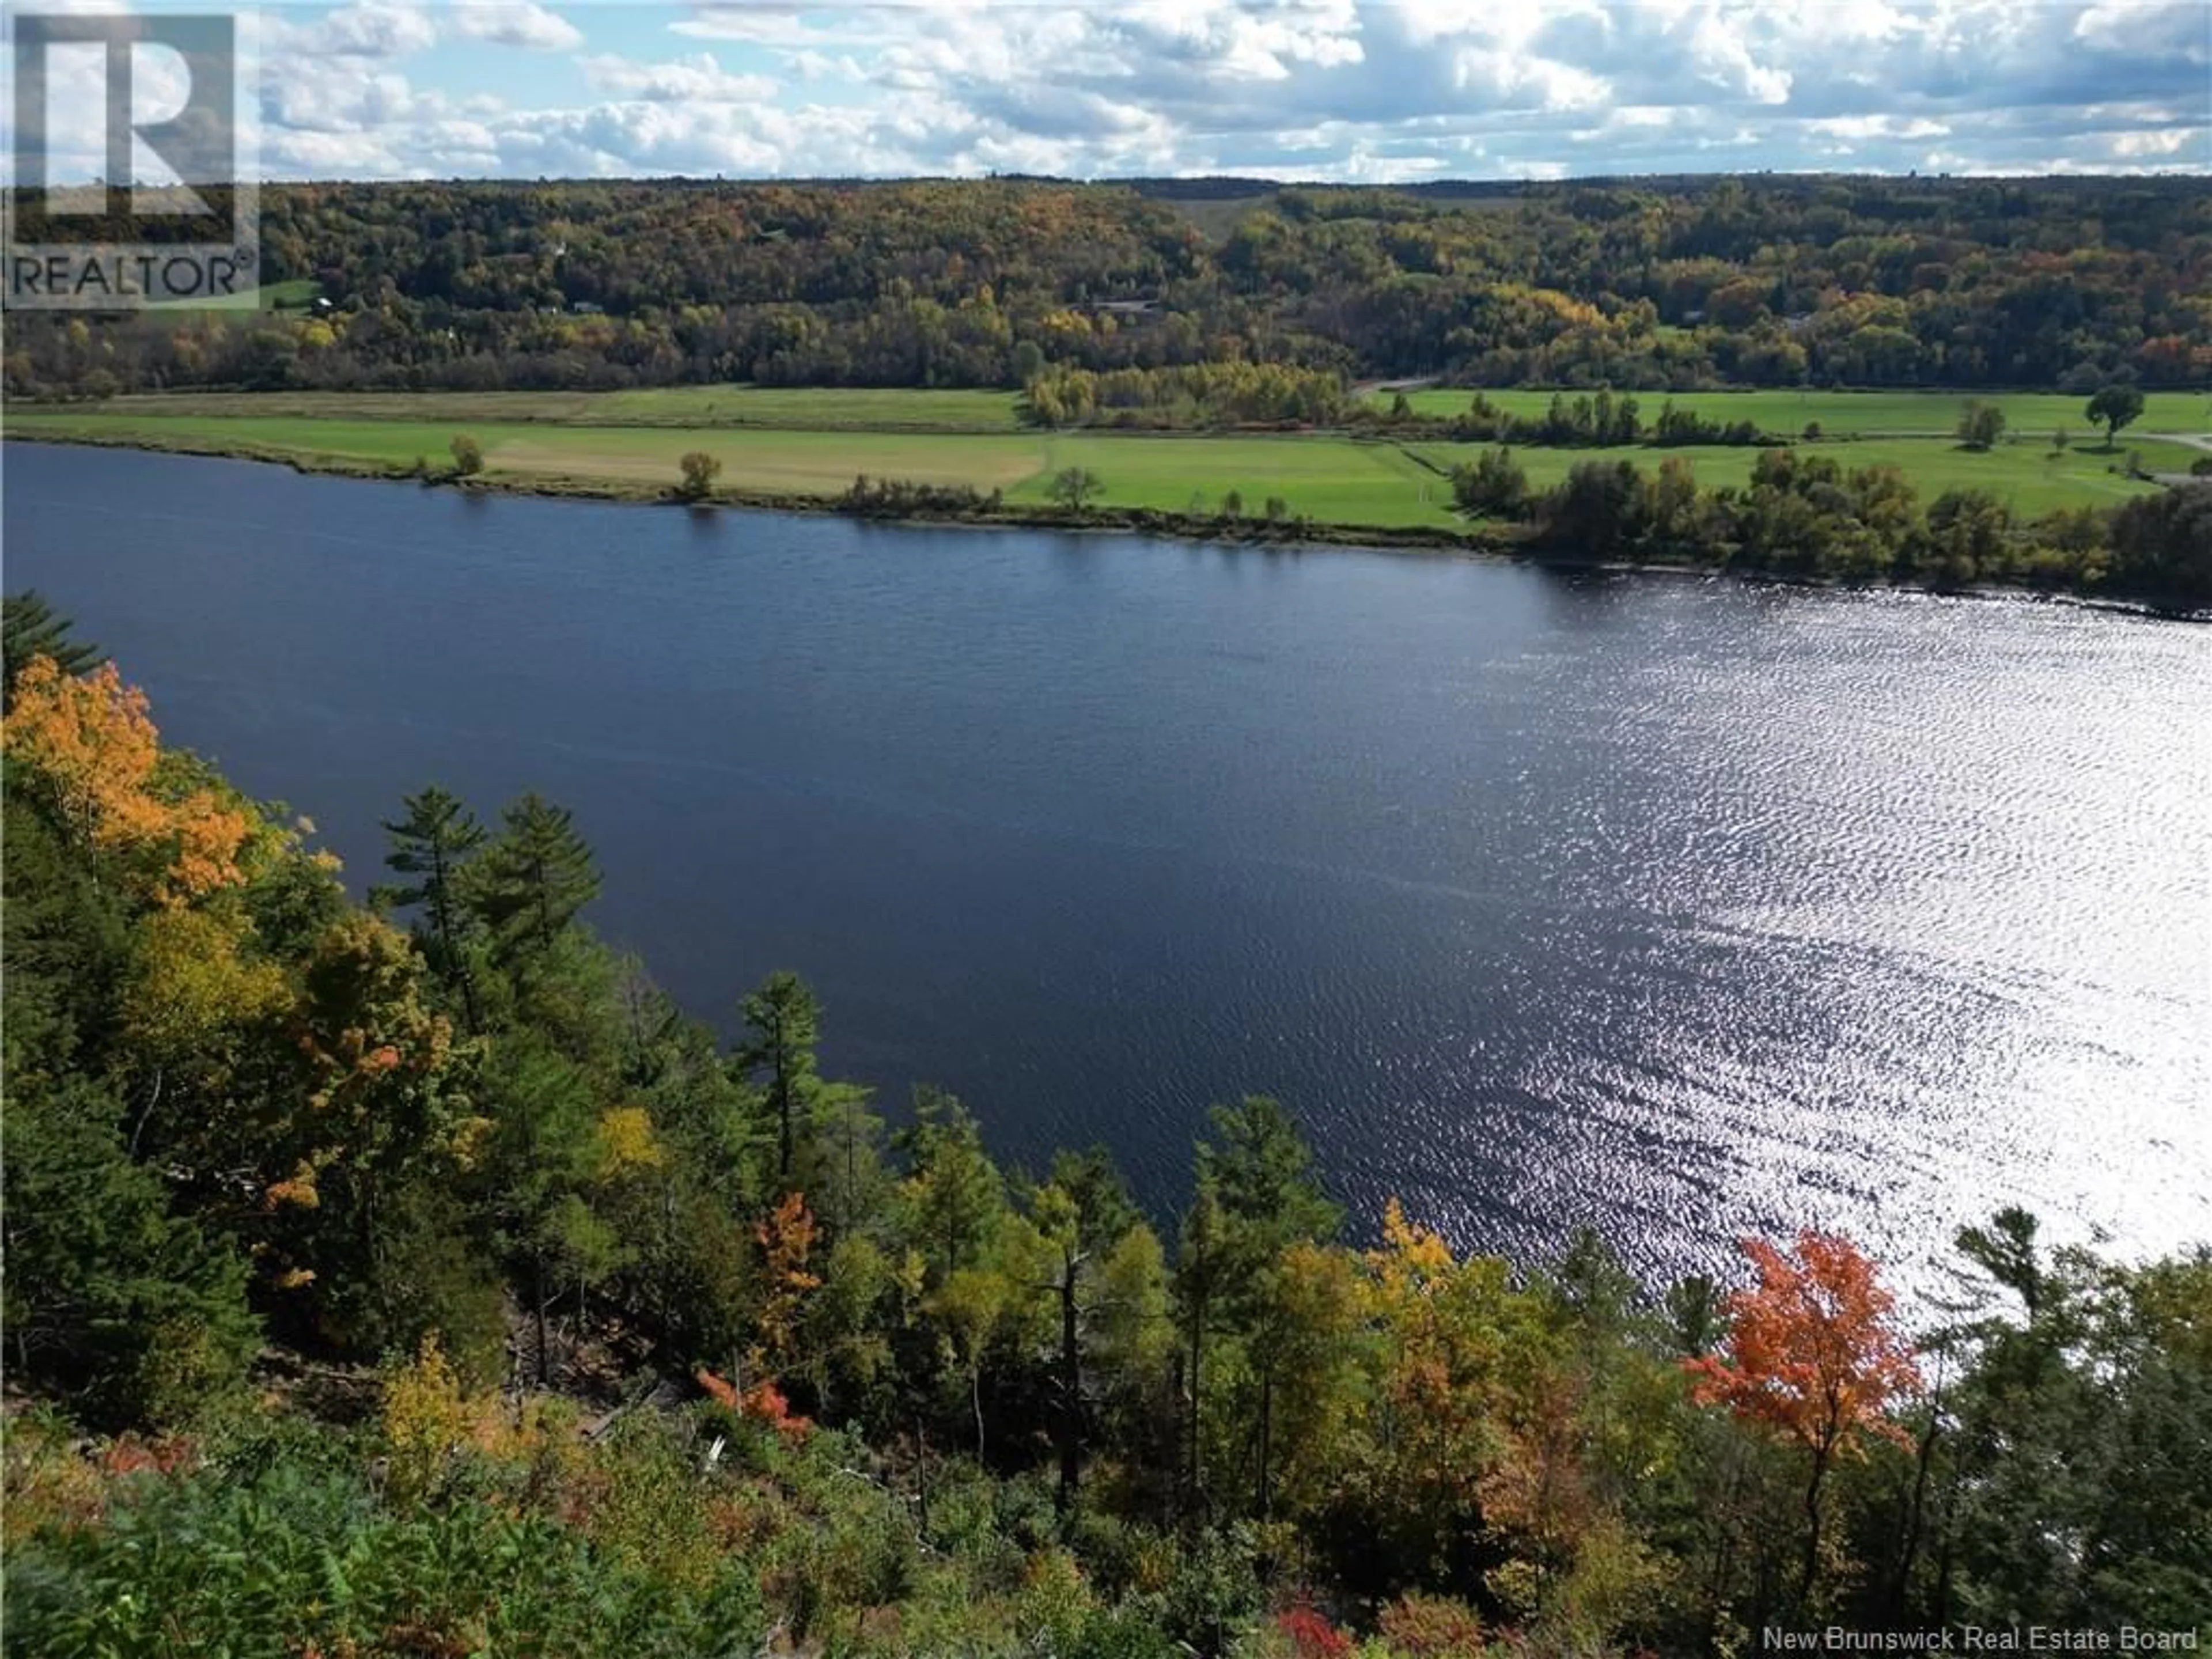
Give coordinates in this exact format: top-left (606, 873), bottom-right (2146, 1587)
top-left (9, 386), bottom-right (2200, 521)
top-left (1, 424), bottom-right (1506, 554)
top-left (6, 424), bottom-right (2206, 616)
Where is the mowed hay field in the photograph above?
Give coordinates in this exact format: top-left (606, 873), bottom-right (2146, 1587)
top-left (1009, 434), bottom-right (1459, 525)
top-left (55, 385), bottom-right (1027, 431)
top-left (7, 386), bottom-right (2196, 522)
top-left (2, 411), bottom-right (1041, 494)
top-left (1376, 385), bottom-right (2212, 437)
top-left (3, 408), bottom-right (1465, 526)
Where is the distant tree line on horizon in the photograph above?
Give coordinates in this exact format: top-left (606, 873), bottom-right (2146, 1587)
top-left (5, 175), bottom-right (2209, 400)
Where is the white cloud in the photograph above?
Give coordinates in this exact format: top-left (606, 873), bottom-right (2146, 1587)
top-left (1808, 114), bottom-right (1953, 141)
top-left (2109, 125), bottom-right (2203, 157)
top-left (267, 58), bottom-right (425, 134)
top-left (450, 4), bottom-right (585, 52)
top-left (579, 52), bottom-right (777, 103)
top-left (314, 1), bottom-right (437, 59)
top-left (232, 0), bottom-right (2211, 183)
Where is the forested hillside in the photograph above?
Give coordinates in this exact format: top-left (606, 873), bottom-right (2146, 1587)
top-left (6, 175), bottom-right (2209, 398)
top-left (5, 598), bottom-right (2209, 1656)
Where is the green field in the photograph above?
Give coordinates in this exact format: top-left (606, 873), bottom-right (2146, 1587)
top-left (7, 388), bottom-right (2194, 525)
top-left (1010, 434), bottom-right (1455, 524)
top-left (146, 278), bottom-right (325, 315)
top-left (1373, 385), bottom-right (2212, 438)
top-left (69, 385), bottom-right (1026, 431)
top-left (50, 382), bottom-right (2212, 445)
top-left (2, 409), bottom-right (1463, 526)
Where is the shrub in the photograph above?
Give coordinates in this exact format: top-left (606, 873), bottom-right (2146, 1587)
top-left (1377, 1592), bottom-right (1487, 1657)
top-left (449, 434), bottom-right (484, 476)
top-left (1956, 401), bottom-right (2006, 451)
top-left (1049, 466), bottom-right (1104, 510)
top-left (1276, 1604), bottom-right (1353, 1659)
top-left (838, 475), bottom-right (995, 516)
top-left (1450, 446), bottom-right (1530, 518)
top-left (678, 450), bottom-right (722, 501)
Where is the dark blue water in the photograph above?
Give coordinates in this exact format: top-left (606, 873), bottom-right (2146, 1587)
top-left (8, 445), bottom-right (2207, 1294)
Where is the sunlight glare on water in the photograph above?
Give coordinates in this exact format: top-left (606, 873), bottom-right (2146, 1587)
top-left (7, 446), bottom-right (2207, 1305)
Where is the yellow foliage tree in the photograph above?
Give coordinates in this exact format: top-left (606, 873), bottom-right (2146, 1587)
top-left (595, 1105), bottom-right (668, 1179)
top-left (119, 906), bottom-right (290, 1114)
top-left (380, 1333), bottom-right (470, 1505)
top-left (3, 655), bottom-right (249, 903)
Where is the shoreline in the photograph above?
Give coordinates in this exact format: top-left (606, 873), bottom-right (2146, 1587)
top-left (6, 428), bottom-right (2204, 620)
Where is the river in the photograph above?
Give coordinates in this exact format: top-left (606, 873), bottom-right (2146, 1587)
top-left (7, 445), bottom-right (2207, 1297)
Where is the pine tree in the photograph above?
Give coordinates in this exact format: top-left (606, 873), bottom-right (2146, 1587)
top-left (468, 791), bottom-right (600, 971)
top-left (734, 971), bottom-right (823, 1186)
top-left (1174, 1178), bottom-right (1227, 1519)
top-left (1197, 1094), bottom-right (1343, 1275)
top-left (480, 1033), bottom-right (603, 1387)
top-left (2, 590), bottom-right (101, 709)
top-left (896, 1086), bottom-right (1006, 1286)
top-left (378, 785), bottom-right (487, 1032)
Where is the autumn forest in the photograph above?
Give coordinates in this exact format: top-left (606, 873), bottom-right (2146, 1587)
top-left (8, 175), bottom-right (2211, 397)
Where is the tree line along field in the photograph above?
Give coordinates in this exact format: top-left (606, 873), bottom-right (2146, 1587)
top-left (7, 385), bottom-right (2195, 527)
top-left (1369, 384), bottom-right (2212, 437)
top-left (38, 382), bottom-right (2212, 437)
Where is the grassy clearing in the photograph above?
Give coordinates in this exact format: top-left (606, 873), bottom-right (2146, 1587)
top-left (590, 385), bottom-right (1023, 430)
top-left (7, 403), bottom-right (2186, 524)
top-left (1159, 194), bottom-right (1277, 244)
top-left (1376, 385), bottom-right (2212, 437)
top-left (1, 411), bottom-right (1039, 494)
top-left (2, 408), bottom-right (1460, 525)
top-left (50, 385), bottom-right (1026, 431)
top-left (487, 426), bottom-right (1043, 495)
top-left (146, 278), bottom-right (325, 315)
top-left (1009, 434), bottom-right (1459, 525)
top-left (41, 384), bottom-right (2210, 446)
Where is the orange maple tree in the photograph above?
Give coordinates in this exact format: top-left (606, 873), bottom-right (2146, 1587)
top-left (1687, 1229), bottom-right (1920, 1604)
top-left (752, 1191), bottom-right (822, 1376)
top-left (3, 654), bottom-right (248, 903)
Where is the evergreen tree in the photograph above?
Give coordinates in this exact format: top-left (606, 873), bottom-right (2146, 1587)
top-left (2, 590), bottom-right (101, 708)
top-left (2, 1074), bottom-right (263, 1427)
top-left (896, 1085), bottom-right (1006, 1286)
top-left (468, 791), bottom-right (600, 972)
top-left (480, 1033), bottom-right (604, 1387)
top-left (378, 785), bottom-right (487, 1031)
top-left (1196, 1094), bottom-right (1343, 1276)
top-left (1174, 1178), bottom-right (1228, 1518)
top-left (1191, 1097), bottom-right (1343, 1525)
top-left (734, 970), bottom-right (822, 1185)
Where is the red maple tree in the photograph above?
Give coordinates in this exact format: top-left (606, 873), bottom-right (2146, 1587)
top-left (1687, 1229), bottom-right (1920, 1604)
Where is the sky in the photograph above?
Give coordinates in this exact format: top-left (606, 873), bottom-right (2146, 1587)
top-left (6, 0), bottom-right (2210, 184)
